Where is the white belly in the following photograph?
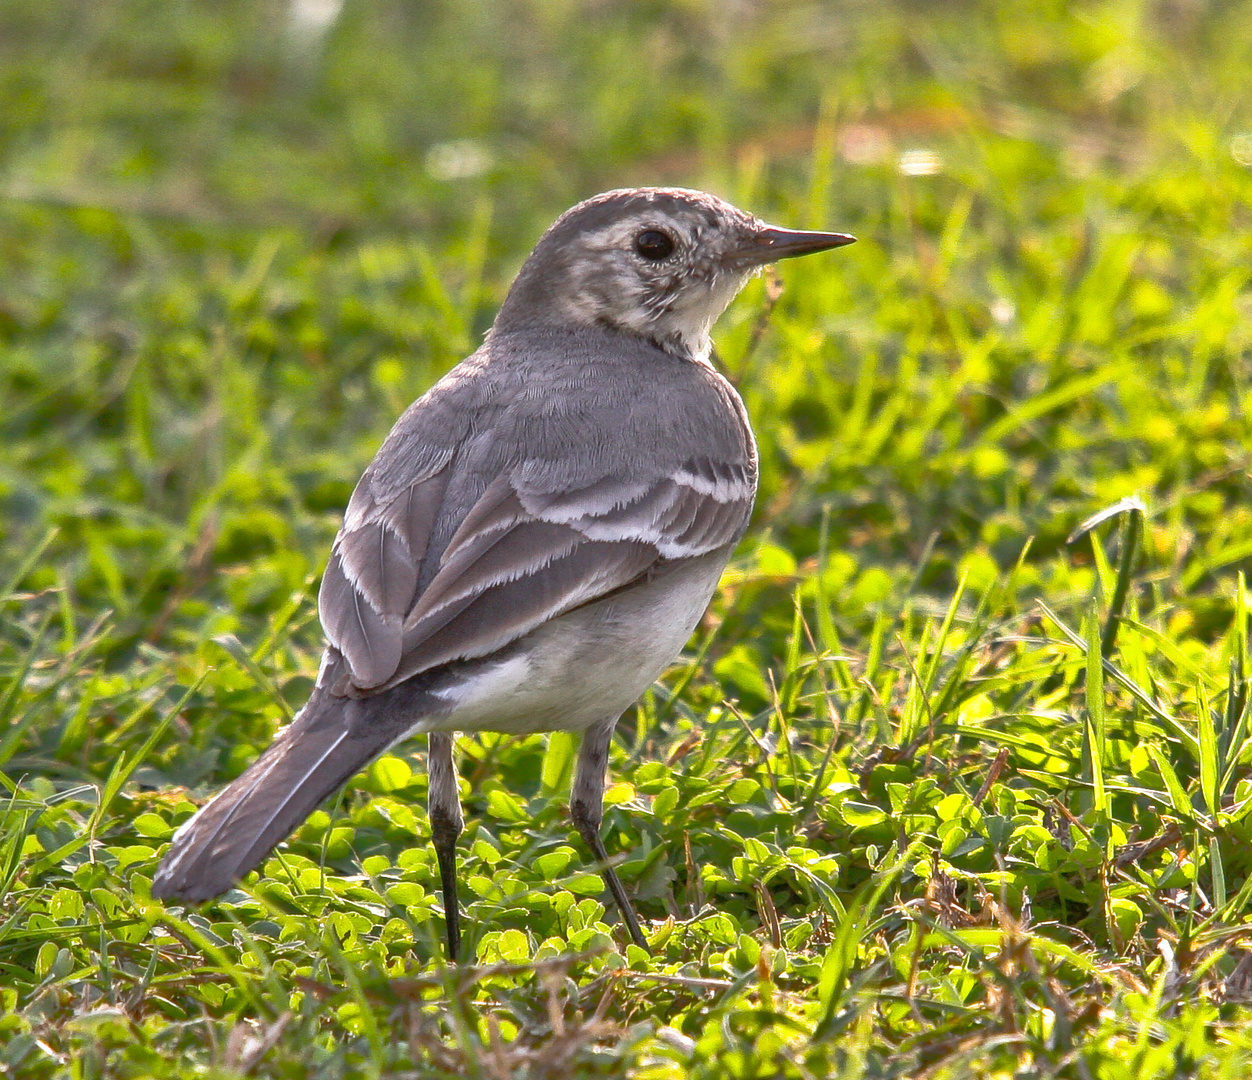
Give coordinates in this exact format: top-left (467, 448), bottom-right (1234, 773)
top-left (420, 555), bottom-right (726, 735)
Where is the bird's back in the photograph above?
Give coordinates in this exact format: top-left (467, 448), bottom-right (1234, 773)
top-left (319, 324), bottom-right (758, 695)
top-left (363, 324), bottom-right (757, 579)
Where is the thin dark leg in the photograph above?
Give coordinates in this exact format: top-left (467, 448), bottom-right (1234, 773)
top-left (428, 731), bottom-right (464, 962)
top-left (571, 721), bottom-right (648, 951)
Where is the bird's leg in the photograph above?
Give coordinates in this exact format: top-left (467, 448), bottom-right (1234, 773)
top-left (570, 721), bottom-right (648, 951)
top-left (428, 731), bottom-right (464, 962)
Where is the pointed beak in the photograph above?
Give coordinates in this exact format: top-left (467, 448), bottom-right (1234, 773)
top-left (731, 225), bottom-right (857, 267)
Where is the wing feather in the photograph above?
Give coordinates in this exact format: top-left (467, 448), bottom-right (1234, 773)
top-left (318, 546), bottom-right (401, 687)
top-left (411, 520), bottom-right (583, 619)
top-left (324, 456), bottom-right (754, 695)
top-left (319, 468), bottom-right (451, 689)
top-left (390, 539), bottom-right (657, 681)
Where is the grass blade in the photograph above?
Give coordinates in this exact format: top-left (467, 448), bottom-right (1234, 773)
top-left (1084, 604), bottom-right (1107, 818)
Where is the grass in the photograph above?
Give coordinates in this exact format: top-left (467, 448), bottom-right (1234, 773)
top-left (2, 0), bottom-right (1252, 1075)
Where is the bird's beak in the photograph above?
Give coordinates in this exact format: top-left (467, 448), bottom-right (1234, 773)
top-left (732, 225), bottom-right (857, 267)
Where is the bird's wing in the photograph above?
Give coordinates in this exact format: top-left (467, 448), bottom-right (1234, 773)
top-left (318, 450), bottom-right (453, 690)
top-left (320, 453), bottom-right (754, 693)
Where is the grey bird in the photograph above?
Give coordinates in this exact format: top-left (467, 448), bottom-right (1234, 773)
top-left (150, 187), bottom-right (854, 960)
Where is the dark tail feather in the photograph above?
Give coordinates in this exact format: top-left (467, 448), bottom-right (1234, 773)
top-left (151, 690), bottom-right (397, 903)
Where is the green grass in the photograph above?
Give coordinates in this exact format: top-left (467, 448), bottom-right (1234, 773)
top-left (2, 0), bottom-right (1252, 1076)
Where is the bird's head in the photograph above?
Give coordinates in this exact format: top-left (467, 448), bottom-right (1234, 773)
top-left (495, 187), bottom-right (855, 364)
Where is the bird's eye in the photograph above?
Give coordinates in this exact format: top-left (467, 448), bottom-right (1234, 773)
top-left (633, 229), bottom-right (675, 261)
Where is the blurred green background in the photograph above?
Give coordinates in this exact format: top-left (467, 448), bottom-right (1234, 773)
top-left (2, 1), bottom-right (1252, 1077)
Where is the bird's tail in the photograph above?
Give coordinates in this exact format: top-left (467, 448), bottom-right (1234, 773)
top-left (151, 689), bottom-right (400, 903)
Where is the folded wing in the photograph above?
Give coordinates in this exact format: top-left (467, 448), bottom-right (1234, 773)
top-left (318, 456), bottom-right (754, 694)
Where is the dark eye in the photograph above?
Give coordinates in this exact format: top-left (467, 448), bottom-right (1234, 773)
top-left (633, 229), bottom-right (675, 261)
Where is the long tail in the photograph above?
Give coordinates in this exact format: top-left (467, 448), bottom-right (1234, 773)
top-left (151, 689), bottom-right (402, 903)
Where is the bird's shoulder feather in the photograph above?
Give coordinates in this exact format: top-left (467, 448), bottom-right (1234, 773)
top-left (318, 328), bottom-right (757, 694)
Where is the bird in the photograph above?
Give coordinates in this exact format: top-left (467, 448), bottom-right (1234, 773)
top-left (150, 187), bottom-right (855, 961)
